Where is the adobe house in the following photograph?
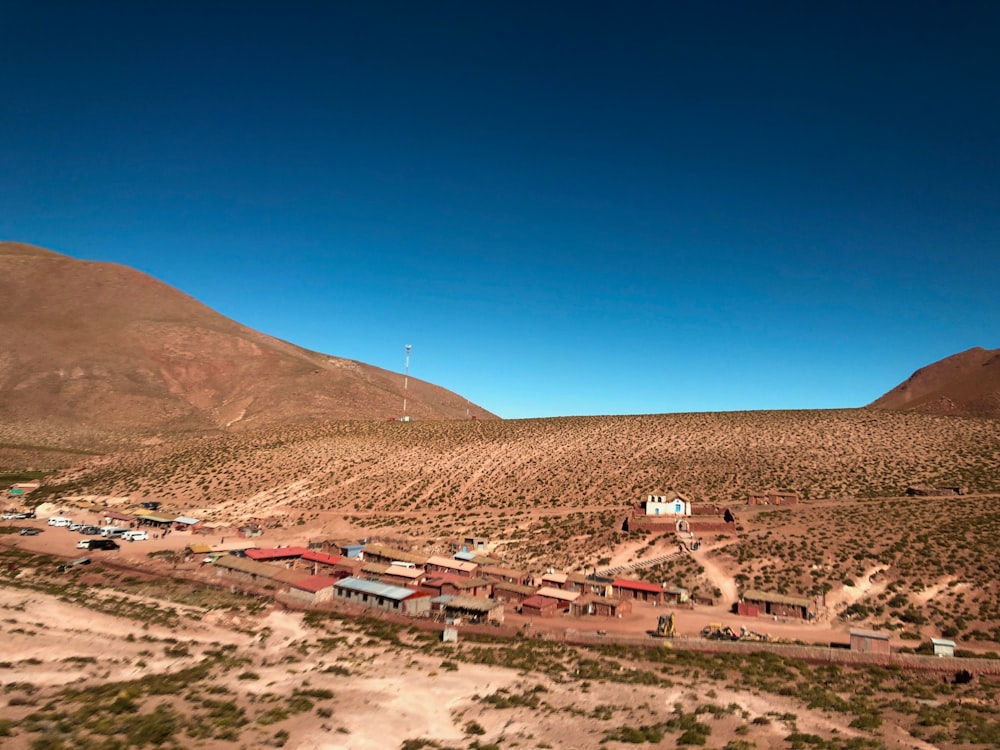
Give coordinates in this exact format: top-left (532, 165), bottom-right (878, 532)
top-left (360, 543), bottom-right (427, 567)
top-left (295, 550), bottom-right (344, 576)
top-left (246, 547), bottom-right (309, 566)
top-left (492, 581), bottom-right (538, 606)
top-left (425, 555), bottom-right (478, 577)
top-left (569, 572), bottom-right (614, 597)
top-left (521, 594), bottom-right (561, 618)
top-left (479, 565), bottom-right (530, 586)
top-left (740, 589), bottom-right (815, 620)
top-left (333, 577), bottom-right (432, 616)
top-left (570, 595), bottom-right (632, 618)
top-left (747, 490), bottom-right (800, 506)
top-left (285, 575), bottom-right (339, 606)
top-left (612, 578), bottom-right (664, 604)
top-left (534, 586), bottom-right (579, 611)
top-left (850, 629), bottom-right (891, 655)
top-left (420, 574), bottom-right (492, 598)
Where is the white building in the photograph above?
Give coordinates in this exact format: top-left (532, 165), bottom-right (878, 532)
top-left (645, 491), bottom-right (690, 516)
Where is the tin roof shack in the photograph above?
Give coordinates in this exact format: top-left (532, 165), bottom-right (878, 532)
top-left (433, 595), bottom-right (505, 625)
top-left (741, 589), bottom-right (815, 620)
top-left (747, 490), bottom-right (800, 506)
top-left (480, 565), bottom-right (530, 586)
top-left (492, 581), bottom-right (538, 606)
top-left (333, 577), bottom-right (431, 616)
top-left (521, 594), bottom-right (561, 618)
top-left (285, 575), bottom-right (339, 606)
top-left (850, 629), bottom-right (891, 655)
top-left (425, 556), bottom-right (478, 577)
top-left (571, 595), bottom-right (632, 618)
top-left (173, 516), bottom-right (201, 532)
top-left (613, 578), bottom-right (664, 604)
top-left (931, 638), bottom-right (956, 657)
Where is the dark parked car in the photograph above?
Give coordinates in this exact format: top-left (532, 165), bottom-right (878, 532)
top-left (19, 527), bottom-right (42, 536)
top-left (78, 525), bottom-right (101, 535)
top-left (87, 539), bottom-right (120, 551)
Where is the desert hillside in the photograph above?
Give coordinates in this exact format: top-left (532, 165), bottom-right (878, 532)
top-left (48, 409), bottom-right (1000, 529)
top-left (869, 346), bottom-right (1000, 418)
top-left (0, 242), bottom-right (494, 460)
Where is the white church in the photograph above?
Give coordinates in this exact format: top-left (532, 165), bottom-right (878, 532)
top-left (644, 491), bottom-right (691, 516)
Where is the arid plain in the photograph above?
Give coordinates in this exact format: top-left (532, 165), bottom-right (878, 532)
top-left (4, 408), bottom-right (1000, 749)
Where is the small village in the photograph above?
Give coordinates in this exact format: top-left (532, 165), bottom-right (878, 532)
top-left (2, 481), bottom-right (964, 661)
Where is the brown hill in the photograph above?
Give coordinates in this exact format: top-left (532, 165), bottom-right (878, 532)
top-left (868, 346), bottom-right (1000, 418)
top-left (0, 242), bottom-right (495, 456)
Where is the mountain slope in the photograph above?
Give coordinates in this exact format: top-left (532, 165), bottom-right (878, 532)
top-left (0, 242), bottom-right (494, 453)
top-left (868, 347), bottom-right (1000, 418)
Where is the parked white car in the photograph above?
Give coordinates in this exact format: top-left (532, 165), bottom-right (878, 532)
top-left (123, 530), bottom-right (149, 542)
top-left (48, 517), bottom-right (72, 527)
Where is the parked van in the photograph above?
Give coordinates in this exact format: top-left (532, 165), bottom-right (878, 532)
top-left (78, 538), bottom-right (120, 551)
top-left (48, 517), bottom-right (72, 527)
top-left (100, 526), bottom-right (126, 538)
top-left (122, 530), bottom-right (149, 542)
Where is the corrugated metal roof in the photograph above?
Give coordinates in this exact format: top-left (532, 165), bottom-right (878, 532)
top-left (613, 578), bottom-right (663, 594)
top-left (302, 550), bottom-right (342, 565)
top-left (454, 551), bottom-right (478, 562)
top-left (850, 628), bottom-right (890, 640)
top-left (426, 555), bottom-right (478, 572)
top-left (289, 575), bottom-right (339, 593)
top-left (362, 544), bottom-right (427, 565)
top-left (174, 516), bottom-right (200, 525)
top-left (536, 586), bottom-right (580, 602)
top-left (246, 547), bottom-right (308, 561)
top-left (334, 576), bottom-right (417, 601)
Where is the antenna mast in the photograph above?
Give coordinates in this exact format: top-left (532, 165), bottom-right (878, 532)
top-left (403, 344), bottom-right (412, 418)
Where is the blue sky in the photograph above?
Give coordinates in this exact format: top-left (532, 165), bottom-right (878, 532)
top-left (2, 2), bottom-right (997, 418)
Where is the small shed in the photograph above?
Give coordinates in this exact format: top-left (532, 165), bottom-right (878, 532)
top-left (931, 638), bottom-right (956, 657)
top-left (850, 629), bottom-right (891, 655)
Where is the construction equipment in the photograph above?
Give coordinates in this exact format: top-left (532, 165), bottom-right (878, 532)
top-left (700, 623), bottom-right (771, 642)
top-left (652, 612), bottom-right (676, 638)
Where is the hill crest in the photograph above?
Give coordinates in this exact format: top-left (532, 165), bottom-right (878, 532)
top-left (0, 241), bottom-right (495, 455)
top-left (868, 346), bottom-right (1000, 418)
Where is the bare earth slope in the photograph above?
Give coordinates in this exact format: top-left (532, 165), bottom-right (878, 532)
top-left (869, 346), bottom-right (1000, 418)
top-left (0, 242), bottom-right (494, 458)
top-left (54, 409), bottom-right (1000, 522)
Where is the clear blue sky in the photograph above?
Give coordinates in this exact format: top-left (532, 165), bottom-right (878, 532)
top-left (2, 2), bottom-right (997, 418)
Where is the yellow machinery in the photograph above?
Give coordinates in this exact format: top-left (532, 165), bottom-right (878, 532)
top-left (653, 612), bottom-right (676, 638)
